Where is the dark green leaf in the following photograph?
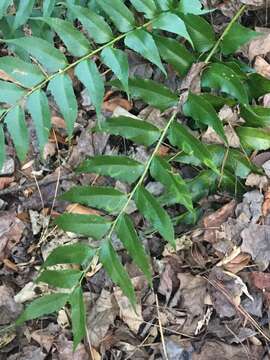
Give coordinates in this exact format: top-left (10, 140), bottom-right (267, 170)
top-left (43, 0), bottom-right (56, 17)
top-left (168, 122), bottom-right (218, 173)
top-left (240, 104), bottom-right (270, 127)
top-left (153, 12), bottom-right (192, 46)
top-left (61, 186), bottom-right (127, 213)
top-left (177, 13), bottom-right (215, 52)
top-left (4, 106), bottom-right (28, 161)
top-left (69, 287), bottom-right (86, 350)
top-left (125, 29), bottom-right (166, 75)
top-left (77, 156), bottom-right (144, 184)
top-left (99, 240), bottom-right (136, 306)
top-left (48, 74), bottom-right (78, 137)
top-left (27, 90), bottom-right (51, 153)
top-left (0, 125), bottom-right (5, 171)
top-left (0, 80), bottom-right (25, 105)
top-left (101, 47), bottom-right (129, 95)
top-left (246, 73), bottom-right (270, 98)
top-left (130, 0), bottom-right (157, 18)
top-left (37, 17), bottom-right (91, 57)
top-left (97, 0), bottom-right (135, 33)
top-left (75, 59), bottom-right (104, 119)
top-left (202, 63), bottom-right (249, 104)
top-left (134, 186), bottom-right (175, 246)
top-left (97, 116), bottom-right (160, 146)
top-left (0, 56), bottom-right (45, 88)
top-left (155, 0), bottom-right (172, 10)
top-left (6, 37), bottom-right (67, 73)
top-left (43, 243), bottom-right (95, 268)
top-left (176, 144), bottom-right (257, 179)
top-left (55, 214), bottom-right (111, 239)
top-left (67, 4), bottom-right (113, 43)
top-left (13, 0), bottom-right (35, 30)
top-left (150, 156), bottom-right (193, 212)
top-left (221, 23), bottom-right (260, 55)
top-left (183, 92), bottom-right (227, 144)
top-left (0, 0), bottom-right (12, 19)
top-left (16, 293), bottom-right (69, 325)
top-left (236, 127), bottom-right (270, 150)
top-left (116, 214), bottom-right (152, 284)
top-left (199, 93), bottom-right (236, 109)
top-left (187, 170), bottom-right (218, 202)
top-left (37, 269), bottom-right (83, 288)
top-left (178, 0), bottom-right (211, 14)
top-left (111, 78), bottom-right (178, 111)
top-left (154, 35), bottom-right (194, 76)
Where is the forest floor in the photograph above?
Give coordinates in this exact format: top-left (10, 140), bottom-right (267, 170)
top-left (2, 1), bottom-right (270, 359)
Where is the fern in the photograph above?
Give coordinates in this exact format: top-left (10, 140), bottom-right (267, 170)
top-left (1, 0), bottom-right (269, 349)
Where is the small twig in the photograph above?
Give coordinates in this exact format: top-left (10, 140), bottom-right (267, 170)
top-left (0, 173), bottom-right (75, 196)
top-left (155, 294), bottom-right (169, 360)
top-left (204, 276), bottom-right (270, 342)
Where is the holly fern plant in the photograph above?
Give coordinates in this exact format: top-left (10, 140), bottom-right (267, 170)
top-left (1, 0), bottom-right (269, 349)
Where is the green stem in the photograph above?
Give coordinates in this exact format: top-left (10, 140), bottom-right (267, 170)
top-left (107, 111), bottom-right (176, 239)
top-left (81, 112), bottom-right (176, 282)
top-left (205, 4), bottom-right (246, 64)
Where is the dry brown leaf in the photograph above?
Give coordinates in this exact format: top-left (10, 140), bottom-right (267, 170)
top-left (0, 211), bottom-right (25, 262)
top-left (254, 56), bottom-right (270, 79)
top-left (249, 28), bottom-right (270, 61)
top-left (203, 200), bottom-right (237, 243)
top-left (202, 125), bottom-right (240, 148)
top-left (156, 144), bottom-right (170, 157)
top-left (86, 289), bottom-right (118, 348)
top-left (208, 268), bottom-right (244, 318)
top-left (192, 339), bottom-right (264, 360)
top-left (0, 176), bottom-right (14, 190)
top-left (0, 285), bottom-right (23, 325)
top-left (102, 97), bottom-right (132, 112)
top-left (218, 105), bottom-right (240, 125)
top-left (245, 173), bottom-right (268, 191)
top-left (223, 253), bottom-right (251, 274)
top-left (114, 287), bottom-right (143, 333)
top-left (43, 142), bottom-right (56, 160)
top-left (66, 203), bottom-right (103, 216)
top-left (249, 271), bottom-right (270, 291)
top-left (262, 187), bottom-right (270, 216)
top-left (241, 224), bottom-right (270, 270)
top-left (51, 116), bottom-right (66, 129)
top-left (180, 62), bottom-right (206, 93)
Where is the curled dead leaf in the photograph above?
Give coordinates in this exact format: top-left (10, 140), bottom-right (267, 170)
top-left (103, 97), bottom-right (132, 112)
top-left (254, 56), bottom-right (270, 79)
